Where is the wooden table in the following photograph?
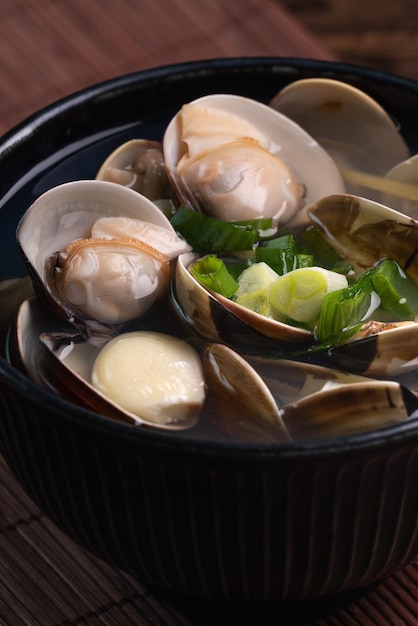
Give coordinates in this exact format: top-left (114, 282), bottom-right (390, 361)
top-left (1, 1), bottom-right (418, 624)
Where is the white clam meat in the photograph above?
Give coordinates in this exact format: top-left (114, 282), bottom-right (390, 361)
top-left (90, 216), bottom-right (191, 260)
top-left (91, 331), bottom-right (206, 425)
top-left (176, 137), bottom-right (304, 224)
top-left (49, 238), bottom-right (169, 325)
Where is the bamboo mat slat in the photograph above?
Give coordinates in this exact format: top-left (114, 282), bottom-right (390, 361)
top-left (0, 0), bottom-right (335, 134)
top-left (282, 0), bottom-right (418, 81)
top-left (1, 1), bottom-right (418, 624)
top-left (1, 453), bottom-right (418, 625)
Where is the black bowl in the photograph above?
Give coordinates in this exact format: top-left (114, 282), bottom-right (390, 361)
top-left (1, 58), bottom-right (418, 609)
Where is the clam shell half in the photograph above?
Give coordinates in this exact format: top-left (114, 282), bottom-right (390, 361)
top-left (13, 297), bottom-right (203, 431)
top-left (269, 78), bottom-right (410, 190)
top-left (173, 252), bottom-right (313, 354)
top-left (308, 193), bottom-right (418, 280)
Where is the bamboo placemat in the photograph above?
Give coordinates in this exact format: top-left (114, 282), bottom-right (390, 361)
top-left (0, 0), bottom-right (334, 134)
top-left (1, 1), bottom-right (418, 624)
top-left (2, 453), bottom-right (418, 625)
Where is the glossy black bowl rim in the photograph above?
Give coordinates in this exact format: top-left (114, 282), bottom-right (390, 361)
top-left (2, 56), bottom-right (418, 458)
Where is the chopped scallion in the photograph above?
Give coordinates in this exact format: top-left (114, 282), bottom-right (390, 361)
top-left (190, 254), bottom-right (239, 298)
top-left (171, 205), bottom-right (259, 252)
top-left (315, 269), bottom-right (378, 343)
top-left (371, 258), bottom-right (418, 321)
top-left (298, 225), bottom-right (353, 274)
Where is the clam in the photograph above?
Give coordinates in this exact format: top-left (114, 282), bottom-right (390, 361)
top-left (202, 343), bottom-right (290, 442)
top-left (12, 295), bottom-right (416, 441)
top-left (319, 320), bottom-right (418, 377)
top-left (96, 138), bottom-right (175, 216)
top-left (12, 296), bottom-right (288, 436)
top-left (303, 192), bottom-right (418, 375)
top-left (269, 78), bottom-right (410, 196)
top-left (16, 180), bottom-right (190, 338)
top-left (247, 355), bottom-right (378, 404)
top-left (13, 297), bottom-right (205, 430)
top-left (163, 94), bottom-right (345, 230)
top-left (248, 354), bottom-right (416, 439)
top-left (96, 139), bottom-right (170, 197)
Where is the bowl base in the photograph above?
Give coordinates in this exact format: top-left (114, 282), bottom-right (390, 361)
top-left (146, 580), bottom-right (380, 624)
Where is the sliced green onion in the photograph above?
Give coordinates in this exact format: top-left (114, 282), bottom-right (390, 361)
top-left (223, 258), bottom-right (252, 280)
top-left (254, 246), bottom-right (284, 273)
top-left (170, 205), bottom-right (259, 252)
top-left (234, 262), bottom-right (279, 316)
top-left (294, 254), bottom-right (314, 269)
top-left (231, 217), bottom-right (273, 233)
top-left (255, 233), bottom-right (313, 274)
top-left (315, 269), bottom-right (378, 343)
top-left (307, 322), bottom-right (365, 354)
top-left (269, 266), bottom-right (348, 325)
top-left (315, 258), bottom-right (418, 347)
top-left (298, 225), bottom-right (353, 274)
top-left (371, 258), bottom-right (418, 321)
top-left (190, 254), bottom-right (239, 298)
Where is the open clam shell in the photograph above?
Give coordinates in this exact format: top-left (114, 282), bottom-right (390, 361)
top-left (173, 252), bottom-right (313, 354)
top-left (16, 179), bottom-right (188, 335)
top-left (302, 192), bottom-right (418, 375)
top-left (95, 138), bottom-right (173, 207)
top-left (163, 93), bottom-right (345, 230)
top-left (269, 78), bottom-right (410, 196)
top-left (248, 354), bottom-right (416, 439)
top-left (13, 297), bottom-right (204, 431)
top-left (308, 192), bottom-right (418, 280)
top-left (280, 380), bottom-right (413, 441)
top-left (312, 320), bottom-right (418, 378)
top-left (247, 355), bottom-right (377, 404)
top-left (203, 343), bottom-right (290, 442)
top-left (203, 348), bottom-right (415, 442)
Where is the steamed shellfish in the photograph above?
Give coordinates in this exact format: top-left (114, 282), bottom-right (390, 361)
top-left (96, 139), bottom-right (172, 200)
top-left (163, 94), bottom-right (345, 229)
top-left (17, 179), bottom-right (189, 335)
